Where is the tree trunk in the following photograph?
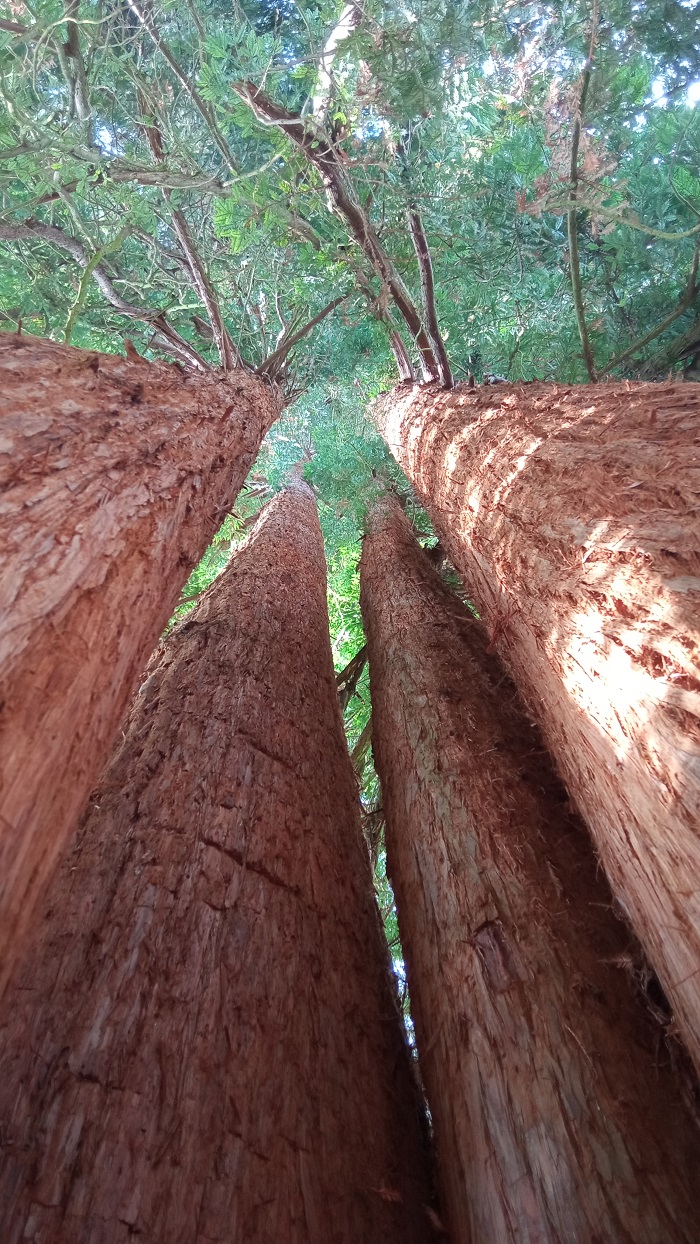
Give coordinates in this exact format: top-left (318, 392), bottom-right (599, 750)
top-left (374, 378), bottom-right (700, 1074)
top-left (0, 483), bottom-right (432, 1244)
top-left (360, 494), bottom-right (700, 1244)
top-left (0, 333), bottom-right (280, 995)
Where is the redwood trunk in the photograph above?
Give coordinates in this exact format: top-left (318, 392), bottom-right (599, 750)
top-left (375, 379), bottom-right (700, 1073)
top-left (0, 484), bottom-right (431, 1244)
top-left (0, 333), bottom-right (280, 994)
top-left (360, 494), bottom-right (700, 1244)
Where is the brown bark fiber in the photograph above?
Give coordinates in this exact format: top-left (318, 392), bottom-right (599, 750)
top-left (361, 494), bottom-right (700, 1244)
top-left (0, 484), bottom-right (432, 1244)
top-left (0, 333), bottom-right (280, 995)
top-left (375, 379), bottom-right (700, 1073)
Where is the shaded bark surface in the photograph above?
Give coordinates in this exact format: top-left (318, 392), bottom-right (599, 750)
top-left (0, 333), bottom-right (280, 995)
top-left (375, 379), bottom-right (700, 1073)
top-left (0, 484), bottom-right (432, 1244)
top-left (361, 495), bottom-right (700, 1244)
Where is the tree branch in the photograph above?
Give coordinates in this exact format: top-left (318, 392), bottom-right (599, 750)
top-left (406, 207), bottom-right (452, 387)
top-left (637, 310), bottom-right (700, 379)
top-left (0, 17), bottom-right (29, 33)
top-left (601, 246), bottom-right (700, 375)
top-left (63, 0), bottom-right (91, 122)
top-left (0, 220), bottom-right (209, 369)
top-left (336, 642), bottom-right (367, 711)
top-left (168, 205), bottom-right (239, 369)
top-left (351, 715), bottom-right (372, 774)
top-left (232, 80), bottom-right (440, 381)
top-left (567, 8), bottom-right (598, 382)
top-left (396, 136), bottom-right (451, 386)
top-left (257, 292), bottom-right (350, 378)
top-left (130, 94), bottom-right (238, 371)
top-left (125, 0), bottom-right (239, 175)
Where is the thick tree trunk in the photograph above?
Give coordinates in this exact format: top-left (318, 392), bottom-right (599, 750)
top-left (375, 379), bottom-right (700, 1074)
top-left (360, 494), bottom-right (700, 1244)
top-left (0, 483), bottom-right (432, 1244)
top-left (0, 333), bottom-right (280, 995)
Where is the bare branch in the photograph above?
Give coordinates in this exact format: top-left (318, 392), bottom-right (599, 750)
top-left (601, 246), bottom-right (700, 375)
top-left (406, 208), bottom-right (452, 387)
top-left (125, 0), bottom-right (239, 174)
top-left (0, 220), bottom-right (209, 369)
top-left (232, 81), bottom-right (440, 381)
top-left (63, 0), bottom-right (91, 122)
top-left (0, 17), bottom-right (29, 33)
top-left (351, 715), bottom-right (372, 774)
top-left (168, 205), bottom-right (240, 369)
top-left (396, 136), bottom-right (451, 386)
top-left (567, 5), bottom-right (598, 382)
top-left (257, 292), bottom-right (350, 379)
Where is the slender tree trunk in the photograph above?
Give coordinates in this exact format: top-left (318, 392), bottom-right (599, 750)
top-left (0, 333), bottom-right (281, 996)
top-left (374, 378), bottom-right (700, 1075)
top-left (0, 484), bottom-right (432, 1244)
top-left (360, 494), bottom-right (700, 1244)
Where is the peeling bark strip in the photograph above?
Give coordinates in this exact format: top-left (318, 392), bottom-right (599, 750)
top-left (0, 333), bottom-right (281, 997)
top-left (0, 486), bottom-right (432, 1244)
top-left (361, 495), bottom-right (700, 1244)
top-left (374, 379), bottom-right (700, 1074)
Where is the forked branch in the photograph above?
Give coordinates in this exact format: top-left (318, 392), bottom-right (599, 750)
top-left (257, 292), bottom-right (350, 379)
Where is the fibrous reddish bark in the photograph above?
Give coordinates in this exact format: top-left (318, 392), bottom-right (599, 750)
top-left (0, 484), bottom-right (432, 1244)
top-left (375, 379), bottom-right (700, 1074)
top-left (0, 333), bottom-right (280, 996)
top-left (361, 494), bottom-right (700, 1244)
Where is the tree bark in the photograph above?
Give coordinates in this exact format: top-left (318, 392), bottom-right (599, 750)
top-left (360, 494), bottom-right (700, 1244)
top-left (374, 378), bottom-right (700, 1075)
top-left (0, 332), bottom-right (281, 997)
top-left (0, 484), bottom-right (433, 1244)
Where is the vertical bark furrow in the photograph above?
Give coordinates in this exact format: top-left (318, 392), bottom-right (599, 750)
top-left (0, 334), bottom-right (281, 994)
top-left (374, 378), bottom-right (700, 1074)
top-left (0, 485), bottom-right (431, 1244)
top-left (361, 494), bottom-right (700, 1244)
